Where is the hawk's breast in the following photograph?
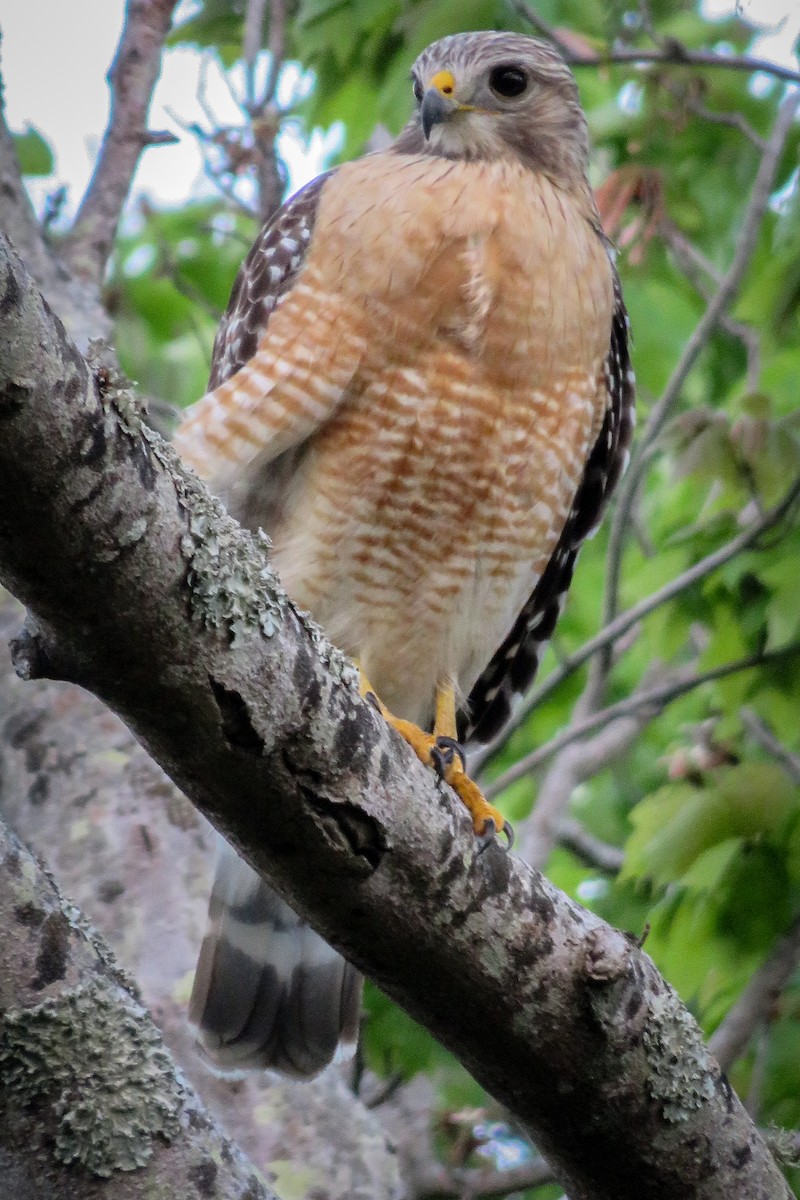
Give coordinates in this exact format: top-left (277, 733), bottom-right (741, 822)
top-left (270, 155), bottom-right (614, 723)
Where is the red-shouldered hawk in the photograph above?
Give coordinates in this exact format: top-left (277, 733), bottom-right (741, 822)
top-left (176, 31), bottom-right (635, 1078)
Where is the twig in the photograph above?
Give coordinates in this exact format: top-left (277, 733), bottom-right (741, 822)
top-left (741, 708), bottom-right (800, 785)
top-left (62, 0), bottom-right (179, 285)
top-left (485, 643), bottom-right (800, 798)
top-left (597, 89), bottom-right (800, 682)
top-left (709, 915), bottom-right (800, 1071)
top-left (511, 3), bottom-right (800, 85)
top-left (557, 818), bottom-right (625, 873)
top-left (659, 76), bottom-right (767, 149)
top-left (659, 222), bottom-right (763, 390)
top-left (472, 476), bottom-right (800, 771)
top-left (250, 0), bottom-right (288, 221)
top-left (518, 706), bottom-right (644, 870)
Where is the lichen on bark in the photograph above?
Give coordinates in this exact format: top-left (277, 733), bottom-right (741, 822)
top-left (0, 978), bottom-right (185, 1176)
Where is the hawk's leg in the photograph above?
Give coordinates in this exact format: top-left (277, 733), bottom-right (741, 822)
top-left (358, 672), bottom-right (512, 847)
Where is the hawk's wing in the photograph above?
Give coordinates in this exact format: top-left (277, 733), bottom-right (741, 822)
top-left (461, 269), bottom-right (635, 744)
top-left (209, 169), bottom-right (336, 389)
top-left (175, 169), bottom-right (351, 516)
top-left (181, 173), bottom-right (364, 1079)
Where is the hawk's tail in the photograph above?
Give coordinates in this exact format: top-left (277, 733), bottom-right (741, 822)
top-left (190, 841), bottom-right (362, 1078)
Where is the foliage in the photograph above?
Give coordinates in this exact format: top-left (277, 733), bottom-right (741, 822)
top-left (63, 0), bottom-right (800, 1194)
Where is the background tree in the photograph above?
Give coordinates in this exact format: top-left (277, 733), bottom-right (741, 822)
top-left (1, 1), bottom-right (800, 1197)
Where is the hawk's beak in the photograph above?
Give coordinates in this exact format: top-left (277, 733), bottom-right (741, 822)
top-left (422, 88), bottom-right (453, 138)
top-left (421, 70), bottom-right (458, 139)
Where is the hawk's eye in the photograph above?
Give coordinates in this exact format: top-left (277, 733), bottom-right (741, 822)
top-left (413, 78), bottom-right (424, 104)
top-left (489, 65), bottom-right (528, 98)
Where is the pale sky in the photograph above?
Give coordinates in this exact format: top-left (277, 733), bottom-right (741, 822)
top-left (0, 0), bottom-right (340, 220)
top-left (0, 0), bottom-right (797, 223)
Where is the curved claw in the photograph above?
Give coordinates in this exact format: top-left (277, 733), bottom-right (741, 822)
top-left (476, 817), bottom-right (497, 853)
top-left (476, 817), bottom-right (514, 853)
top-left (499, 818), bottom-right (515, 850)
top-left (434, 735), bottom-right (467, 771)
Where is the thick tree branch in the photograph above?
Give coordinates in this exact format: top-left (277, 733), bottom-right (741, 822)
top-left (0, 592), bottom-right (401, 1199)
top-left (0, 234), bottom-right (791, 1200)
top-left (61, 0), bottom-right (179, 285)
top-left (0, 819), bottom-right (277, 1199)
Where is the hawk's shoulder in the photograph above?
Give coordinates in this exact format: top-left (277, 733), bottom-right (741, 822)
top-left (209, 169), bottom-right (338, 389)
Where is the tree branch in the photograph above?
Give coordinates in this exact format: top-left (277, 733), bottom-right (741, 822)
top-left (0, 73), bottom-right (52, 283)
top-left (598, 88), bottom-right (800, 677)
top-left (557, 818), bottom-right (625, 874)
top-left (512, 3), bottom-right (800, 85)
top-left (485, 645), bottom-right (800, 800)
top-left (741, 708), bottom-right (800, 786)
top-left (0, 65), bottom-right (111, 348)
top-left (517, 711), bottom-right (644, 870)
top-left (0, 818), bottom-right (278, 1199)
top-left (0, 234), bottom-right (791, 1200)
top-left (472, 475), bottom-right (800, 772)
top-left (709, 916), bottom-right (800, 1072)
top-left (61, 0), bottom-right (179, 285)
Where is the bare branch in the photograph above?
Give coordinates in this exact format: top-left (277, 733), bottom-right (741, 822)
top-left (62, 0), bottom-right (180, 286)
top-left (709, 916), bottom-right (800, 1071)
top-left (0, 73), bottom-right (53, 282)
top-left (0, 64), bottom-right (112, 348)
top-left (557, 818), bottom-right (625, 873)
top-left (473, 476), bottom-right (800, 772)
top-left (518, 711), bottom-right (644, 869)
top-left (485, 644), bottom-right (800, 799)
top-left (243, 0), bottom-right (269, 109)
top-left (0, 232), bottom-right (791, 1200)
top-left (659, 222), bottom-right (763, 390)
top-left (598, 88), bottom-right (800, 675)
top-left (251, 0), bottom-right (289, 222)
top-left (741, 708), bottom-right (800, 785)
top-left (511, 3), bottom-right (800, 85)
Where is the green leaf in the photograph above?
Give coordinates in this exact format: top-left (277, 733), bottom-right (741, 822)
top-left (622, 764), bottom-right (799, 888)
top-left (13, 125), bottom-right (54, 177)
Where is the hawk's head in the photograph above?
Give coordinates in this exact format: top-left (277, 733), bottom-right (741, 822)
top-left (395, 32), bottom-right (589, 185)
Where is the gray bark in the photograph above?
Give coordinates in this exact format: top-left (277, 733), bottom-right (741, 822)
top-left (0, 818), bottom-right (276, 1199)
top-left (0, 231), bottom-right (791, 1199)
top-left (0, 593), bottom-right (401, 1200)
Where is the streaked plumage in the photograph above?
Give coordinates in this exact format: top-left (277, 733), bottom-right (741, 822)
top-left (176, 30), bottom-right (635, 1077)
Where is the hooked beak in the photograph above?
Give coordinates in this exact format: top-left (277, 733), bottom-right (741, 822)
top-left (421, 86), bottom-right (456, 139)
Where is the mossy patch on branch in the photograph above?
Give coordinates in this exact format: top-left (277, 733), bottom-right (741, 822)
top-left (0, 978), bottom-right (184, 1176)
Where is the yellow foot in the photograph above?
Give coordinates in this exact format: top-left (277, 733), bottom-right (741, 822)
top-left (359, 671), bottom-right (513, 848)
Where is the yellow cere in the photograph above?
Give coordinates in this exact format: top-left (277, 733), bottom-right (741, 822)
top-left (429, 69), bottom-right (456, 96)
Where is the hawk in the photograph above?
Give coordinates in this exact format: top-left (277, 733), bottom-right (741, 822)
top-left (176, 30), bottom-right (635, 1078)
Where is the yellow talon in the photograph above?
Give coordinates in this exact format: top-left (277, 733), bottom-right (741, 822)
top-left (358, 669), bottom-right (510, 845)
